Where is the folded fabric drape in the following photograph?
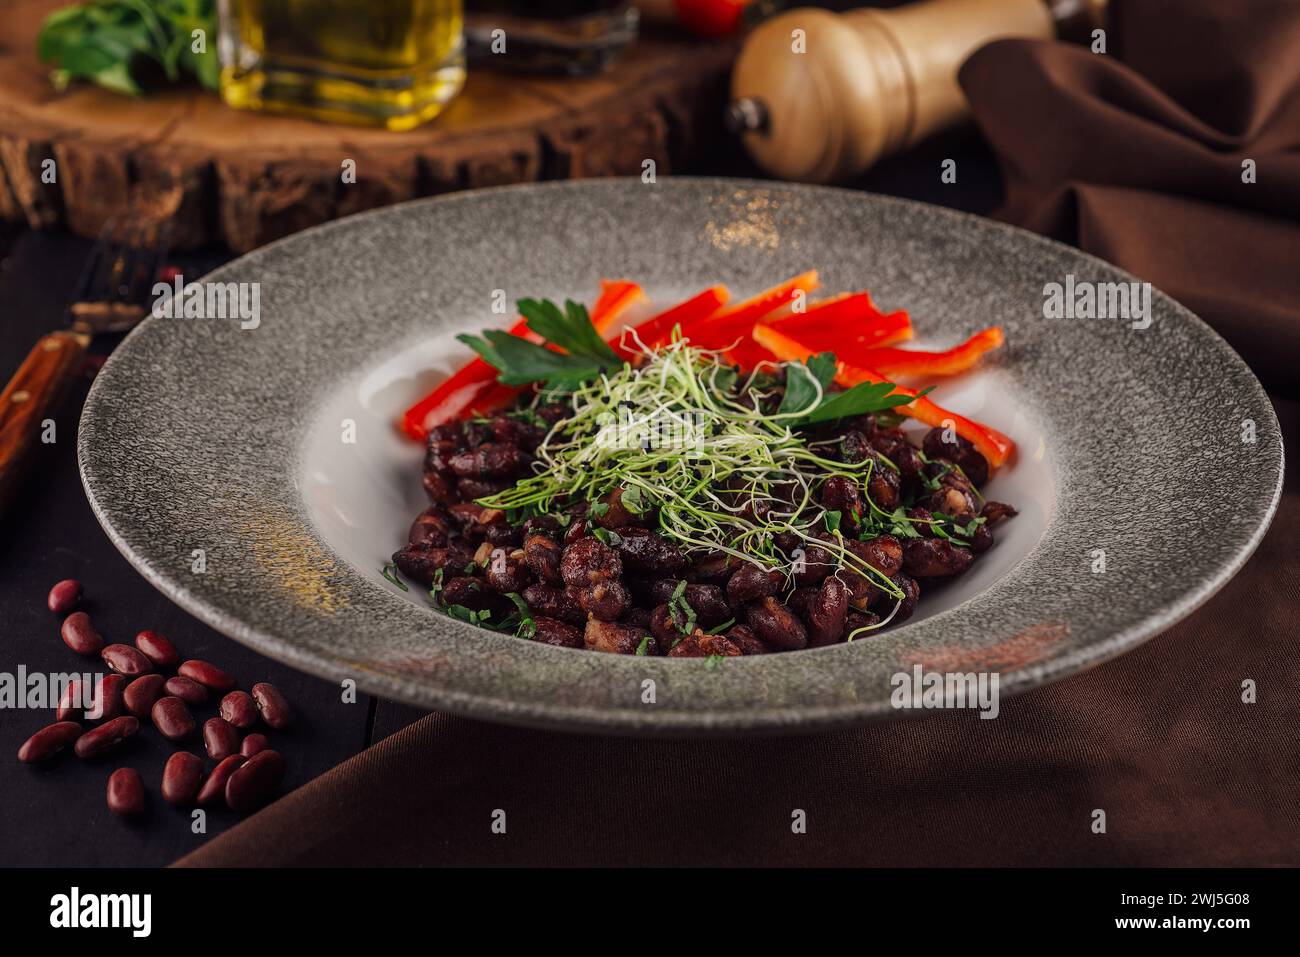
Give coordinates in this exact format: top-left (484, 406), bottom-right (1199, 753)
top-left (959, 0), bottom-right (1300, 394)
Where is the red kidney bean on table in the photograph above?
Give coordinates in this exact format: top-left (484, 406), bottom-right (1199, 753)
top-left (240, 733), bottom-right (269, 757)
top-left (18, 721), bottom-right (82, 763)
top-left (151, 696), bottom-right (195, 742)
top-left (251, 682), bottom-right (293, 729)
top-left (101, 643), bottom-right (152, 677)
top-left (178, 660), bottom-right (236, 693)
top-left (47, 579), bottom-right (83, 615)
top-left (225, 749), bottom-right (285, 813)
top-left (162, 752), bottom-right (205, 807)
top-left (220, 690), bottom-right (258, 729)
top-left (163, 676), bottom-right (207, 706)
top-left (197, 754), bottom-right (247, 806)
top-left (134, 630), bottom-right (180, 669)
top-left (123, 674), bottom-right (167, 719)
top-left (93, 673), bottom-right (127, 721)
top-left (203, 717), bottom-right (241, 761)
top-left (60, 612), bottom-right (103, 656)
top-left (106, 768), bottom-right (145, 817)
top-left (74, 716), bottom-right (139, 758)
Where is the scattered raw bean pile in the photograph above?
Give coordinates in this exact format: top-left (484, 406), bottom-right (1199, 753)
top-left (18, 579), bottom-right (294, 821)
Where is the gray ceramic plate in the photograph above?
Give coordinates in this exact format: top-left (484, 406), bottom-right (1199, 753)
top-left (79, 178), bottom-right (1284, 735)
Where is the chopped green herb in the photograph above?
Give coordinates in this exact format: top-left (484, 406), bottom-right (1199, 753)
top-left (635, 636), bottom-right (652, 656)
top-left (668, 580), bottom-right (698, 635)
top-left (381, 563), bottom-right (409, 592)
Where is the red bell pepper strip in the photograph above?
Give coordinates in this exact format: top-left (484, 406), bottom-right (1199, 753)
top-left (761, 292), bottom-right (913, 352)
top-left (399, 315), bottom-right (533, 440)
top-left (400, 279), bottom-right (644, 440)
top-left (853, 327), bottom-right (1004, 378)
top-left (751, 323), bottom-right (1015, 468)
top-left (732, 291), bottom-right (912, 370)
top-left (677, 271), bottom-right (819, 349)
top-left (591, 279), bottom-right (646, 334)
top-left (618, 285), bottom-right (731, 357)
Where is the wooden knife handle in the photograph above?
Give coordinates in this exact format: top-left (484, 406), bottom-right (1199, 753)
top-left (0, 331), bottom-right (90, 513)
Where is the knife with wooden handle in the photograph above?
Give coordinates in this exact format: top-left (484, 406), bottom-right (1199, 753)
top-left (0, 330), bottom-right (90, 513)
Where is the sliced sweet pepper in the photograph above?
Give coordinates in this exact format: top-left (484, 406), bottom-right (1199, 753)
top-left (854, 327), bottom-right (1004, 377)
top-left (591, 279), bottom-right (646, 334)
top-left (617, 285), bottom-right (730, 357)
top-left (399, 315), bottom-right (533, 440)
top-left (400, 279), bottom-right (637, 440)
top-left (751, 323), bottom-right (1015, 468)
top-left (676, 271), bottom-right (819, 350)
top-left (758, 292), bottom-right (914, 361)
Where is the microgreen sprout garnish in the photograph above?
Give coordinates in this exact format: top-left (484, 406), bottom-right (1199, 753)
top-left (381, 562), bottom-right (408, 592)
top-left (706, 618), bottom-right (736, 635)
top-left (476, 336), bottom-right (919, 600)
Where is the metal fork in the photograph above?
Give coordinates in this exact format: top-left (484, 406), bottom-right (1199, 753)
top-left (0, 218), bottom-right (171, 512)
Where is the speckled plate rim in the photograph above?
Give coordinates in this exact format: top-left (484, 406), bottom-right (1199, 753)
top-left (78, 178), bottom-right (1284, 736)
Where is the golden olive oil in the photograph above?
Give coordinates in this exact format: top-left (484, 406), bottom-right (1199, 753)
top-left (219, 0), bottom-right (465, 131)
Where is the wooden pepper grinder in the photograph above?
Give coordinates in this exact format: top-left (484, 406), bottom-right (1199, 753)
top-left (728, 0), bottom-right (1106, 182)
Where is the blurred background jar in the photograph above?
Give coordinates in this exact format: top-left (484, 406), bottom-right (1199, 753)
top-left (218, 0), bottom-right (466, 131)
top-left (465, 1), bottom-right (638, 75)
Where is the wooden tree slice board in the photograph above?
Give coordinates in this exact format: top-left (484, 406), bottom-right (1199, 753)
top-left (0, 0), bottom-right (737, 251)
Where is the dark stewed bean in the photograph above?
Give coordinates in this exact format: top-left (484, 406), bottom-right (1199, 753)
top-left (18, 721), bottom-right (82, 762)
top-left (790, 544), bottom-right (834, 586)
top-left (807, 576), bottom-right (849, 647)
top-left (922, 427), bottom-right (990, 487)
top-left (530, 617), bottom-right (584, 649)
top-left (164, 676), bottom-right (207, 706)
top-left (744, 596), bottom-right (808, 651)
top-left (134, 630), bottom-right (180, 669)
top-left (902, 538), bottom-right (974, 579)
top-left (250, 682), bottom-right (294, 730)
top-left (197, 754), bottom-right (247, 806)
top-left (203, 717), bottom-right (241, 761)
top-left (522, 533), bottom-right (563, 585)
top-left (612, 527), bottom-right (686, 574)
top-left (520, 583), bottom-right (585, 626)
top-left (60, 612), bottom-right (103, 656)
top-left (240, 733), bottom-right (269, 757)
top-left (726, 563), bottom-right (782, 605)
top-left (219, 691), bottom-right (258, 729)
top-left (123, 674), bottom-right (167, 719)
top-left (225, 749), bottom-right (286, 813)
top-left (106, 767), bottom-right (145, 817)
top-left (161, 751), bottom-right (204, 807)
top-left (725, 623), bottom-right (771, 655)
top-left (178, 660), bottom-right (236, 693)
top-left (101, 644), bottom-right (152, 677)
top-left (47, 579), bottom-right (83, 615)
top-left (93, 674), bottom-right (127, 721)
top-left (574, 580), bottom-right (632, 622)
top-left (151, 696), bottom-right (195, 742)
top-left (666, 631), bottom-right (742, 658)
top-left (484, 551), bottom-right (531, 594)
top-left (74, 716), bottom-right (139, 758)
top-left (560, 537), bottom-right (623, 588)
top-left (583, 619), bottom-right (653, 655)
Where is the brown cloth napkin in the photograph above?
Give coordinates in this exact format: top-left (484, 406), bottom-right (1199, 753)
top-left (177, 1), bottom-right (1299, 867)
top-left (958, 0), bottom-right (1300, 395)
top-left (177, 398), bottom-right (1296, 866)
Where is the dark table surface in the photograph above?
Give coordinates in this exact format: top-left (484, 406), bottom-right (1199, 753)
top-left (0, 129), bottom-right (1002, 867)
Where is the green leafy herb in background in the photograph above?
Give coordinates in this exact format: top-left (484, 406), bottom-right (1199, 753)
top-left (37, 0), bottom-right (218, 96)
